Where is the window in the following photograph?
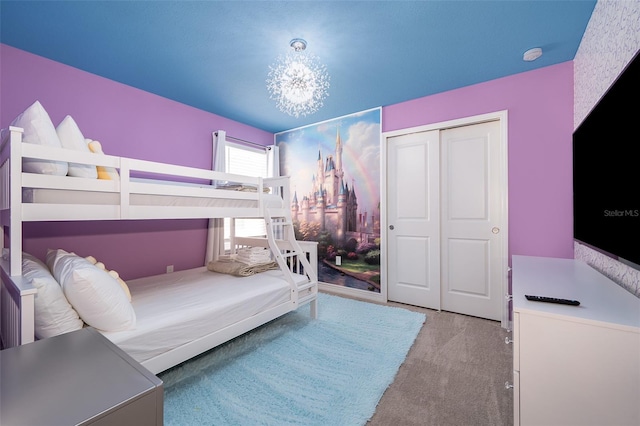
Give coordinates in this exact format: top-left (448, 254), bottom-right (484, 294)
top-left (224, 143), bottom-right (268, 241)
top-left (224, 144), bottom-right (268, 177)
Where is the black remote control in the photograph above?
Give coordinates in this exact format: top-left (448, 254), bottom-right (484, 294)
top-left (525, 295), bottom-right (580, 306)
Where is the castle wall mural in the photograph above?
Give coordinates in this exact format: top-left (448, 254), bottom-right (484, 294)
top-left (276, 108), bottom-right (381, 293)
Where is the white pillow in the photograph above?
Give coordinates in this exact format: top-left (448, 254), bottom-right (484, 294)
top-left (19, 252), bottom-right (84, 339)
top-left (85, 255), bottom-right (132, 302)
top-left (46, 249), bottom-right (136, 332)
top-left (56, 115), bottom-right (98, 179)
top-left (10, 100), bottom-right (68, 175)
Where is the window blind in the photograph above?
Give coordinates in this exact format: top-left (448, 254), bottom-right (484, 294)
top-left (224, 143), bottom-right (267, 239)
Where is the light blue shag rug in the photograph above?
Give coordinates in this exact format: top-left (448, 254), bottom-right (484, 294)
top-left (158, 293), bottom-right (426, 426)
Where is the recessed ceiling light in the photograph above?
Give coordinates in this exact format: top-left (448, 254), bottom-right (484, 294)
top-left (523, 47), bottom-right (543, 62)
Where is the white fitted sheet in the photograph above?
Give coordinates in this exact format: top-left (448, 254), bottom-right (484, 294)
top-left (22, 188), bottom-right (283, 209)
top-left (100, 267), bottom-right (306, 364)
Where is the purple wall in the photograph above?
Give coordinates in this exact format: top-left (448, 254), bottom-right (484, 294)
top-left (1, 44), bottom-right (273, 279)
top-left (383, 62), bottom-right (575, 262)
top-left (1, 44), bottom-right (574, 279)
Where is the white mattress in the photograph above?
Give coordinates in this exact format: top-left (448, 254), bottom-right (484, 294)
top-left (100, 267), bottom-right (306, 364)
top-left (22, 188), bottom-right (283, 209)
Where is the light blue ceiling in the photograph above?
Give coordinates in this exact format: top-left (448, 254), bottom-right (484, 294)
top-left (0, 1), bottom-right (597, 133)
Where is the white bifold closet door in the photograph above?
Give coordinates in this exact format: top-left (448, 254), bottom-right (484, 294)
top-left (387, 120), bottom-right (505, 322)
top-left (387, 130), bottom-right (441, 311)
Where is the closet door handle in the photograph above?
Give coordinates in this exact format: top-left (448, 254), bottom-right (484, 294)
top-left (389, 225), bottom-right (395, 230)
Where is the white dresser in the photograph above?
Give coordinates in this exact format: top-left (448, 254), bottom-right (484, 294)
top-left (511, 255), bottom-right (640, 426)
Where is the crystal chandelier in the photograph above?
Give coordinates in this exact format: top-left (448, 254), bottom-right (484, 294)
top-left (266, 39), bottom-right (330, 118)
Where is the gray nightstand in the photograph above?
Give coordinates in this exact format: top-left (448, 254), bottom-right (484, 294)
top-left (1, 327), bottom-right (163, 426)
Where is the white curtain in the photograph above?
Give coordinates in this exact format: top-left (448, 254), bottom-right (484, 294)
top-left (266, 144), bottom-right (281, 200)
top-left (266, 145), bottom-right (280, 178)
top-left (266, 145), bottom-right (285, 240)
top-left (205, 131), bottom-right (227, 264)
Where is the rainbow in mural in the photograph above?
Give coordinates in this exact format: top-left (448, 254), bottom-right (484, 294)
top-left (276, 108), bottom-right (381, 293)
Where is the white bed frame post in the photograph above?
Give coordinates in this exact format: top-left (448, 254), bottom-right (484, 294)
top-left (0, 127), bottom-right (36, 348)
top-left (4, 127), bottom-right (24, 275)
top-left (119, 158), bottom-right (130, 219)
top-left (0, 129), bottom-right (8, 253)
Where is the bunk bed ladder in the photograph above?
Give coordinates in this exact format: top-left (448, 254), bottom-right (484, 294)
top-left (264, 209), bottom-right (318, 312)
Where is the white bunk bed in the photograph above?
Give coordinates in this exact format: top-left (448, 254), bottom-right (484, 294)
top-left (0, 126), bottom-right (318, 374)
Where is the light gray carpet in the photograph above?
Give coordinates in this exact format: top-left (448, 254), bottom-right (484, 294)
top-left (365, 300), bottom-right (514, 426)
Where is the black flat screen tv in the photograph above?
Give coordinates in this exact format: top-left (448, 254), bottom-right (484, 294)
top-left (573, 50), bottom-right (640, 270)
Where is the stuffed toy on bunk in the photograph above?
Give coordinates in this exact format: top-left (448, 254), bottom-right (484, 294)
top-left (86, 139), bottom-right (120, 181)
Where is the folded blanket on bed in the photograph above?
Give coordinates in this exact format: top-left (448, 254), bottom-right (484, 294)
top-left (207, 259), bottom-right (279, 277)
top-left (236, 247), bottom-right (272, 264)
top-left (216, 183), bottom-right (271, 193)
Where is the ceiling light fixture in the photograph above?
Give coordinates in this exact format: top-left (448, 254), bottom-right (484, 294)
top-left (266, 38), bottom-right (330, 118)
